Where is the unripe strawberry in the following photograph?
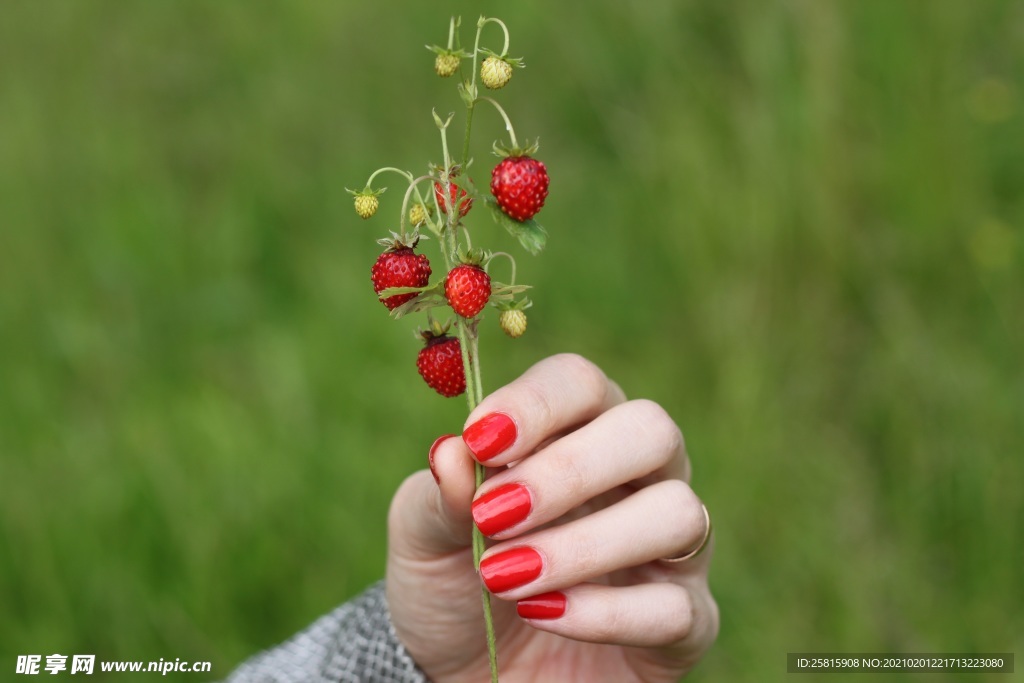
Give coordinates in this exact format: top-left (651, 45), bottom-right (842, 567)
top-left (499, 309), bottom-right (527, 338)
top-left (491, 155), bottom-right (549, 222)
top-left (481, 56), bottom-right (512, 90)
top-left (417, 334), bottom-right (466, 397)
top-left (434, 180), bottom-right (473, 218)
top-left (354, 194), bottom-right (379, 219)
top-left (371, 245), bottom-right (431, 310)
top-left (409, 202), bottom-right (431, 227)
top-left (445, 264), bottom-right (491, 318)
top-left (435, 52), bottom-right (460, 78)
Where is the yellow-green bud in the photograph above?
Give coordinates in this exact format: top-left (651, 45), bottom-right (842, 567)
top-left (435, 53), bottom-right (460, 78)
top-left (409, 203), bottom-right (430, 226)
top-left (499, 309), bottom-right (527, 338)
top-left (481, 56), bottom-right (512, 90)
top-left (354, 194), bottom-right (379, 219)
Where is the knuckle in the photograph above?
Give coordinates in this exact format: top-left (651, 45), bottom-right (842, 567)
top-left (387, 471), bottom-right (425, 536)
top-left (664, 586), bottom-right (695, 643)
top-left (517, 377), bottom-right (557, 430)
top-left (552, 353), bottom-right (610, 403)
top-left (659, 477), bottom-right (697, 506)
top-left (626, 399), bottom-right (684, 455)
top-left (548, 450), bottom-right (591, 502)
top-left (568, 528), bottom-right (600, 575)
top-left (703, 590), bottom-right (721, 644)
top-left (591, 595), bottom-right (628, 642)
top-left (656, 479), bottom-right (701, 536)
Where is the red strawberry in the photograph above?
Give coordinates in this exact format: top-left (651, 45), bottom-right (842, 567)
top-left (491, 156), bottom-right (549, 222)
top-left (417, 334), bottom-right (466, 397)
top-left (371, 245), bottom-right (431, 310)
top-left (434, 180), bottom-right (473, 217)
top-left (445, 264), bottom-right (491, 318)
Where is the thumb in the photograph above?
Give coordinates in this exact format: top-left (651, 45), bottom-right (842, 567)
top-left (387, 434), bottom-right (477, 560)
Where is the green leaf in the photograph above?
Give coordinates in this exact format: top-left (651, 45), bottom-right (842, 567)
top-left (379, 280), bottom-right (442, 298)
top-left (433, 109), bottom-right (455, 129)
top-left (378, 286), bottom-right (429, 297)
top-left (490, 282), bottom-right (532, 297)
top-left (389, 292), bottom-right (445, 319)
top-left (486, 198), bottom-right (547, 255)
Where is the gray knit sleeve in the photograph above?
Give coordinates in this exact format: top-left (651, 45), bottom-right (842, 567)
top-left (223, 581), bottom-right (428, 683)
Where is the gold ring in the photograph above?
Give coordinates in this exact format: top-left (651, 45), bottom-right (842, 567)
top-left (660, 504), bottom-right (712, 563)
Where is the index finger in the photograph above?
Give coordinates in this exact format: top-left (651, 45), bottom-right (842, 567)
top-left (462, 353), bottom-right (626, 466)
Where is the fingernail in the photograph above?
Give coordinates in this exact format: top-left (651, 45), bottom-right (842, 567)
top-left (428, 434), bottom-right (456, 485)
top-left (479, 546), bottom-right (543, 594)
top-left (463, 412), bottom-right (517, 462)
top-left (472, 483), bottom-right (532, 536)
top-left (516, 591), bottom-right (566, 620)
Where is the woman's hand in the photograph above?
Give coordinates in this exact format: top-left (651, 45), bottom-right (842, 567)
top-left (387, 354), bottom-right (718, 682)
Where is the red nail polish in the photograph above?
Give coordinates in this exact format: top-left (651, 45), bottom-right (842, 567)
top-left (428, 434), bottom-right (456, 485)
top-left (479, 546), bottom-right (543, 594)
top-left (472, 483), bottom-right (532, 536)
top-left (463, 412), bottom-right (517, 461)
top-left (517, 592), bottom-right (566, 620)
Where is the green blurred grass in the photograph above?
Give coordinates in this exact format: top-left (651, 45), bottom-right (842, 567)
top-left (1, 1), bottom-right (1021, 681)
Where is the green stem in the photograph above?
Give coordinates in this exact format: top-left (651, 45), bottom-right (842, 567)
top-left (478, 16), bottom-right (510, 57)
top-left (479, 97), bottom-right (519, 149)
top-left (441, 248), bottom-right (498, 683)
top-left (412, 184), bottom-right (441, 236)
top-left (470, 19), bottom-right (485, 94)
top-left (436, 34), bottom-right (500, 680)
top-left (436, 118), bottom-right (458, 234)
top-left (366, 166), bottom-right (413, 187)
top-left (470, 325), bottom-right (484, 407)
top-left (436, 84), bottom-right (499, 683)
top-left (462, 327), bottom-right (494, 683)
top-left (445, 222), bottom-right (459, 270)
top-left (439, 121), bottom-right (453, 172)
top-left (446, 16), bottom-right (457, 50)
top-left (486, 251), bottom-right (517, 285)
top-left (430, 181), bottom-right (445, 241)
top-left (461, 103), bottom-right (475, 171)
top-left (399, 176), bottom-right (434, 238)
top-left (462, 15), bottom-right (509, 169)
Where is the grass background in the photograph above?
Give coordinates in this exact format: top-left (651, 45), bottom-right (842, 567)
top-left (1, 1), bottom-right (1021, 681)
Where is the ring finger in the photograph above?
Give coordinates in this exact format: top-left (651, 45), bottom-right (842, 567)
top-left (478, 479), bottom-right (706, 601)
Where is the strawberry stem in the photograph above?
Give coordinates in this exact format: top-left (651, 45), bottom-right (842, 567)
top-left (479, 97), bottom-right (519, 149)
top-left (462, 16), bottom-right (507, 171)
top-left (486, 251), bottom-right (517, 286)
top-left (431, 19), bottom-right (503, 681)
top-left (435, 62), bottom-right (500, 679)
top-left (461, 105), bottom-right (475, 171)
top-left (446, 16), bottom-right (457, 51)
top-left (439, 117), bottom-right (453, 172)
top-left (366, 166), bottom-right (413, 187)
top-left (442, 242), bottom-right (498, 683)
top-left (469, 19), bottom-right (484, 94)
top-left (398, 176), bottom-right (435, 238)
top-left (477, 16), bottom-right (510, 58)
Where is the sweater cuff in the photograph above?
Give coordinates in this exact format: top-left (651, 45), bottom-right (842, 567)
top-left (223, 580), bottom-right (428, 682)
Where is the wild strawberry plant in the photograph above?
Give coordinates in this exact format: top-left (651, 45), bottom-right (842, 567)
top-left (349, 16), bottom-right (550, 682)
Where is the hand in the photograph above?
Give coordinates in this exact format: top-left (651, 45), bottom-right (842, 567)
top-left (387, 354), bottom-right (718, 682)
